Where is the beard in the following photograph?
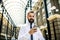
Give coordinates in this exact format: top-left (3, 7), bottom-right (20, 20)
top-left (28, 18), bottom-right (34, 23)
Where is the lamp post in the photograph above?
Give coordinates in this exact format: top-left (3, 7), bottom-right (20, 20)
top-left (43, 0), bottom-right (51, 40)
top-left (0, 0), bottom-right (3, 33)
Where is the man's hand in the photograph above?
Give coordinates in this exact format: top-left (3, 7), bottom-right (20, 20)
top-left (29, 27), bottom-right (37, 35)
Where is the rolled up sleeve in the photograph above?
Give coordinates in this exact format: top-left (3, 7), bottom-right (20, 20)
top-left (18, 26), bottom-right (30, 40)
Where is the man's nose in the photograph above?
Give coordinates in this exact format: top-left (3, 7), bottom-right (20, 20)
top-left (30, 18), bottom-right (33, 19)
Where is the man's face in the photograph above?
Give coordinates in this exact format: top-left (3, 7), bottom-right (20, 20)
top-left (27, 13), bottom-right (34, 23)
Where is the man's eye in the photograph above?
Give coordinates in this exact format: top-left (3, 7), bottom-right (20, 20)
top-left (29, 15), bottom-right (34, 17)
top-left (33, 16), bottom-right (34, 17)
top-left (29, 16), bottom-right (31, 17)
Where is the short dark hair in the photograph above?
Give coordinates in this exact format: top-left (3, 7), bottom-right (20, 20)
top-left (28, 11), bottom-right (34, 15)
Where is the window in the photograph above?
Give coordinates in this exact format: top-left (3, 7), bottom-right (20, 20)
top-left (58, 0), bottom-right (60, 4)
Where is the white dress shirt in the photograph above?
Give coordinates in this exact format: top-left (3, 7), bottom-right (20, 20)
top-left (18, 22), bottom-right (45, 40)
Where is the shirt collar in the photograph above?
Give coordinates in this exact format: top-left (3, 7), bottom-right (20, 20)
top-left (26, 21), bottom-right (34, 28)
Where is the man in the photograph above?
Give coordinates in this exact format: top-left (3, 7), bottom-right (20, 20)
top-left (18, 11), bottom-right (45, 40)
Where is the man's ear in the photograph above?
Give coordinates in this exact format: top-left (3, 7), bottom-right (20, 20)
top-left (27, 15), bottom-right (28, 19)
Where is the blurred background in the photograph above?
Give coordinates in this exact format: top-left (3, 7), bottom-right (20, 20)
top-left (0, 0), bottom-right (60, 40)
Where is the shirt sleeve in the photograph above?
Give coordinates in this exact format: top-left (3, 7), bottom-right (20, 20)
top-left (18, 26), bottom-right (30, 40)
top-left (37, 28), bottom-right (45, 40)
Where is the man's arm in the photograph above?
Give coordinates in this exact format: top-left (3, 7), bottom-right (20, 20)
top-left (18, 26), bottom-right (30, 40)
